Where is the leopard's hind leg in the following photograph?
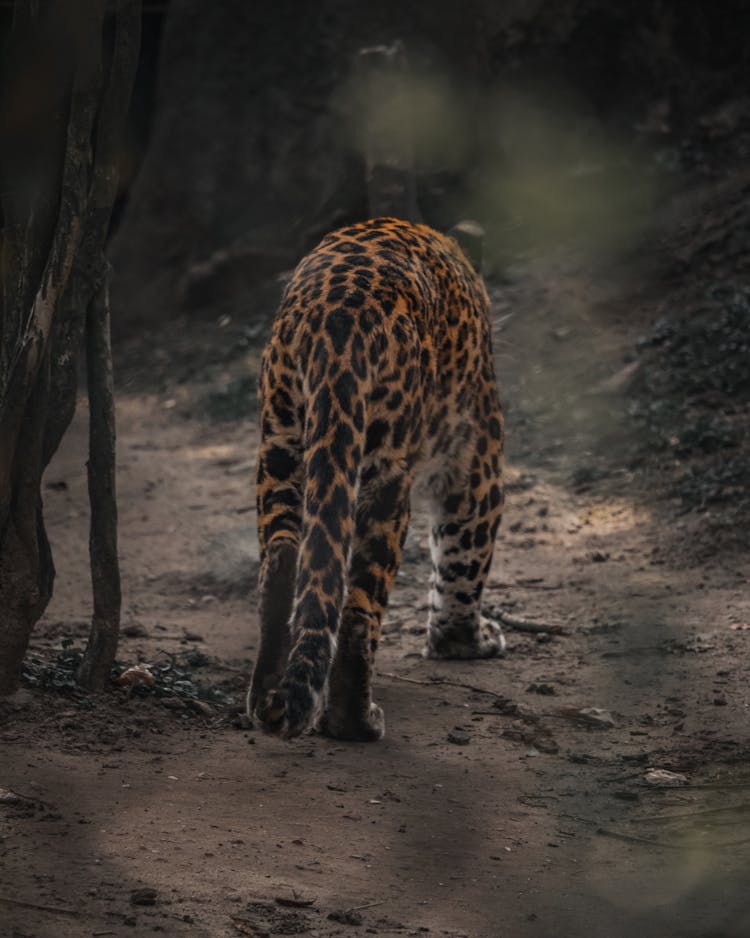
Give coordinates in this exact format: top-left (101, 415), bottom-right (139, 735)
top-left (247, 380), bottom-right (303, 723)
top-left (424, 401), bottom-right (505, 659)
top-left (248, 536), bottom-right (298, 722)
top-left (320, 464), bottom-right (412, 741)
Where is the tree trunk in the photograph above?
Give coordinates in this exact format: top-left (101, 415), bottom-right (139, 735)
top-left (77, 265), bottom-right (121, 690)
top-left (0, 0), bottom-right (140, 694)
top-left (0, 223), bottom-right (81, 693)
top-left (0, 361), bottom-right (55, 694)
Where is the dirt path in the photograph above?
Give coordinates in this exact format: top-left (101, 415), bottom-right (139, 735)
top-left (3, 254), bottom-right (750, 938)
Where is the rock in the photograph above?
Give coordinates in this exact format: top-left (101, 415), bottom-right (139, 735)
top-left (274, 894), bottom-right (316, 909)
top-left (122, 621), bottom-right (150, 638)
top-left (527, 682), bottom-right (555, 695)
top-left (328, 909), bottom-right (363, 926)
top-left (230, 712), bottom-right (253, 730)
top-left (0, 788), bottom-right (23, 805)
top-left (577, 707), bottom-right (616, 728)
top-left (492, 697), bottom-right (519, 715)
top-left (447, 729), bottom-right (471, 746)
top-left (130, 887), bottom-right (158, 906)
top-left (643, 768), bottom-right (688, 787)
top-left (533, 733), bottom-right (559, 754)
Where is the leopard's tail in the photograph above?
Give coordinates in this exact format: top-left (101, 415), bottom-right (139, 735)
top-left (261, 335), bottom-right (371, 739)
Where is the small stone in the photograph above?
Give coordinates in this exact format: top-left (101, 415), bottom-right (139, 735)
top-left (328, 910), bottom-right (363, 926)
top-left (0, 788), bottom-right (22, 804)
top-left (231, 712), bottom-right (253, 730)
top-left (492, 697), bottom-right (519, 715)
top-left (447, 729), bottom-right (471, 746)
top-left (577, 707), bottom-right (615, 728)
top-left (122, 621), bottom-right (150, 638)
top-left (533, 734), bottom-right (559, 755)
top-left (527, 683), bottom-right (555, 695)
top-left (643, 768), bottom-right (688, 787)
top-left (130, 887), bottom-right (158, 906)
top-left (186, 698), bottom-right (213, 717)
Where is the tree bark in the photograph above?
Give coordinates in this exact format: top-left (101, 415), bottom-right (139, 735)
top-left (0, 210), bottom-right (83, 693)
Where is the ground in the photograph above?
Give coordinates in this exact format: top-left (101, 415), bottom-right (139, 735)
top-left (3, 166), bottom-right (750, 938)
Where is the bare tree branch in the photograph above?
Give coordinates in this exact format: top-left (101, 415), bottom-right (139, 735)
top-left (78, 266), bottom-right (121, 689)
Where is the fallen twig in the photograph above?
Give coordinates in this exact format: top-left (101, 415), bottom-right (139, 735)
top-left (516, 584), bottom-right (563, 591)
top-left (493, 610), bottom-right (566, 635)
top-left (380, 672), bottom-right (509, 701)
top-left (471, 709), bottom-right (512, 716)
top-left (491, 581), bottom-right (564, 591)
top-left (345, 899), bottom-right (386, 914)
top-left (632, 803), bottom-right (750, 823)
top-left (597, 827), bottom-right (750, 850)
top-left (0, 895), bottom-right (78, 917)
top-left (596, 828), bottom-right (679, 849)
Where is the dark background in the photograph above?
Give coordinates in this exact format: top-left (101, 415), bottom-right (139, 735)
top-left (110, 0), bottom-right (750, 326)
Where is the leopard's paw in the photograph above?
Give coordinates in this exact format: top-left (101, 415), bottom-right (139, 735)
top-left (476, 614), bottom-right (507, 656)
top-left (423, 615), bottom-right (506, 660)
top-left (247, 663), bottom-right (283, 723)
top-left (320, 701), bottom-right (385, 742)
top-left (253, 678), bottom-right (318, 740)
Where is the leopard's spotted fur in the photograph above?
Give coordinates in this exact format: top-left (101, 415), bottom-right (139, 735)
top-left (248, 217), bottom-right (505, 741)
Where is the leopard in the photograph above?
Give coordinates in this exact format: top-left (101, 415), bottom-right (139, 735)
top-left (247, 216), bottom-right (505, 742)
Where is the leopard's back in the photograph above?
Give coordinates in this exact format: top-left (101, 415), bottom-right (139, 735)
top-left (250, 218), bottom-right (505, 741)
